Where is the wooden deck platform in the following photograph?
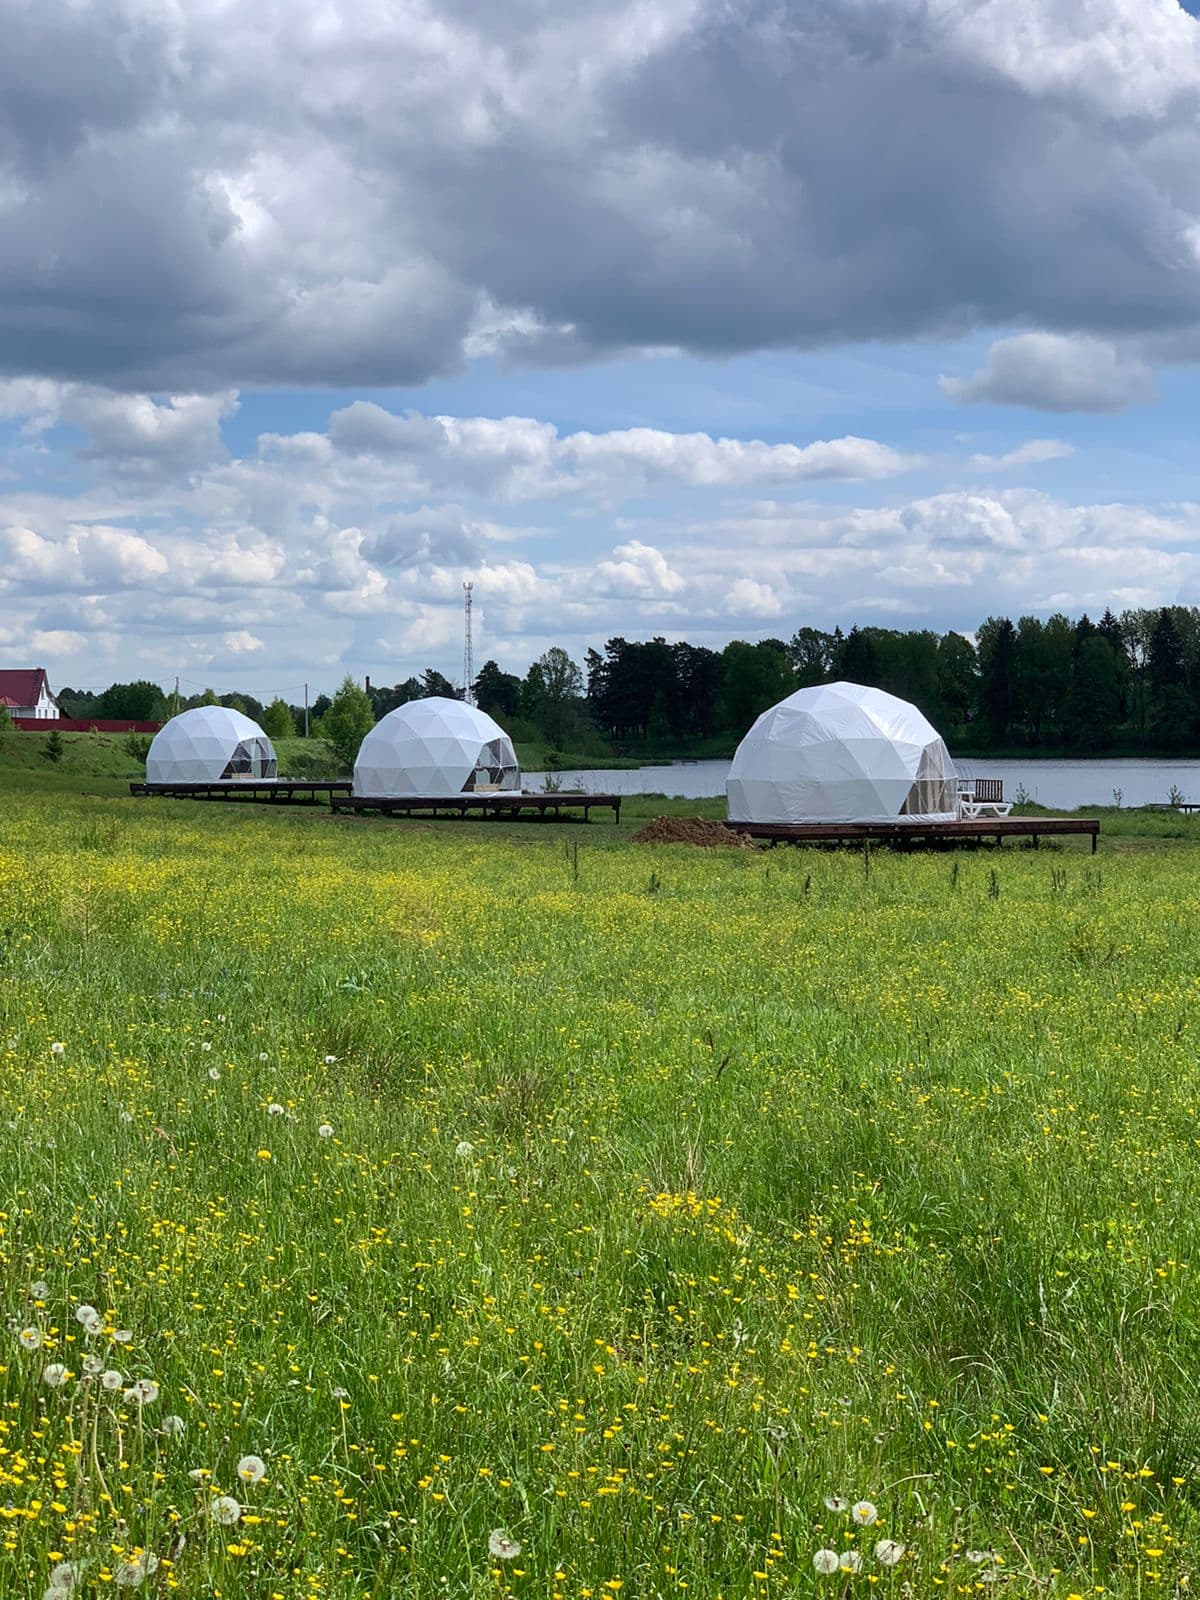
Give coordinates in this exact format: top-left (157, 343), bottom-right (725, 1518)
top-left (332, 791), bottom-right (622, 823)
top-left (726, 815), bottom-right (1099, 851)
top-left (131, 780), bottom-right (351, 805)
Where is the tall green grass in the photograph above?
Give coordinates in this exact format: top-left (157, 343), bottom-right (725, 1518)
top-left (0, 787), bottom-right (1196, 1596)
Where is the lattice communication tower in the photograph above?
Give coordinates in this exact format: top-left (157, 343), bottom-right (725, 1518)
top-left (463, 581), bottom-right (475, 705)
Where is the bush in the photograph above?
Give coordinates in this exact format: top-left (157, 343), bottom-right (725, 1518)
top-left (43, 730), bottom-right (64, 764)
top-left (124, 733), bottom-right (152, 763)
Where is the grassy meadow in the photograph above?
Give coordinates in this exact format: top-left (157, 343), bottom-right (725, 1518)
top-left (1, 777), bottom-right (1200, 1597)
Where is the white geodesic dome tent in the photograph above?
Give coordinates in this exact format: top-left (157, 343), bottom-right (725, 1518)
top-left (146, 706), bottom-right (278, 784)
top-left (353, 697), bottom-right (520, 798)
top-left (726, 682), bottom-right (958, 824)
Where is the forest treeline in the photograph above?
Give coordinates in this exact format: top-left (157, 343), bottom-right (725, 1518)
top-left (53, 604), bottom-right (1200, 756)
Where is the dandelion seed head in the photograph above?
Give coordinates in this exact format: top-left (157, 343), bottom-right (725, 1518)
top-left (118, 1110), bottom-right (133, 1124)
top-left (851, 1500), bottom-right (878, 1526)
top-left (75, 1305), bottom-right (102, 1335)
top-left (488, 1529), bottom-right (521, 1560)
top-left (267, 1102), bottom-right (284, 1117)
top-left (30, 1281), bottom-right (49, 1299)
top-left (318, 1123), bottom-right (334, 1138)
top-left (129, 1378), bottom-right (159, 1404)
top-left (823, 1495), bottom-right (848, 1512)
top-left (162, 1414), bottom-right (185, 1435)
top-left (455, 1140), bottom-right (475, 1159)
top-left (323, 1054), bottom-right (337, 1064)
top-left (208, 1067), bottom-right (220, 1081)
top-left (81, 1354), bottom-right (103, 1376)
top-left (42, 1363), bottom-right (68, 1387)
top-left (49, 1043), bottom-right (65, 1056)
top-left (839, 1551), bottom-right (862, 1573)
top-left (875, 1539), bottom-right (906, 1567)
top-left (212, 1494), bottom-right (242, 1526)
top-left (18, 1327), bottom-right (42, 1350)
top-left (113, 1329), bottom-right (133, 1344)
top-left (812, 1550), bottom-right (840, 1575)
top-left (101, 1369), bottom-right (124, 1391)
top-left (237, 1453), bottom-right (266, 1482)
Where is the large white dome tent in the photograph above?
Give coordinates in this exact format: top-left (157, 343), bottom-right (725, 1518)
top-left (353, 697), bottom-right (520, 798)
top-left (146, 706), bottom-right (278, 785)
top-left (727, 682), bottom-right (958, 825)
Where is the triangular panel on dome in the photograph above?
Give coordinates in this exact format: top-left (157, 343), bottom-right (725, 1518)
top-left (726, 682), bottom-right (957, 824)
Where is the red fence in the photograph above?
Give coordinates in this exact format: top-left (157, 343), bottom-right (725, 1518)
top-left (11, 718), bottom-right (161, 733)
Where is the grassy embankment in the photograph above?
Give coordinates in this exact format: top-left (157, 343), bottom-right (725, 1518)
top-left (0, 765), bottom-right (1198, 1596)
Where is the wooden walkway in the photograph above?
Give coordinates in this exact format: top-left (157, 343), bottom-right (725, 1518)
top-left (726, 816), bottom-right (1099, 852)
top-left (131, 780), bottom-right (351, 805)
top-left (332, 791), bottom-right (622, 823)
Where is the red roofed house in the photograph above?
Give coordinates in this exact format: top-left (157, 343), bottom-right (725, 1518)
top-left (0, 669), bottom-right (61, 720)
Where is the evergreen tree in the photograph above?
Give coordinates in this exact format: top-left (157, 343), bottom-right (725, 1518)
top-left (473, 661), bottom-right (521, 720)
top-left (977, 616), bottom-right (1018, 746)
top-left (1066, 635), bottom-right (1121, 751)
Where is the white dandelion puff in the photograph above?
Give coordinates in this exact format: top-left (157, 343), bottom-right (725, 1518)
top-left (200, 1042), bottom-right (212, 1052)
top-left (81, 1354), bottom-right (103, 1376)
top-left (258, 1052), bottom-right (269, 1061)
top-left (18, 1327), bottom-right (42, 1351)
top-left (50, 1042), bottom-right (65, 1056)
top-left (212, 1495), bottom-right (242, 1526)
top-left (323, 1054), bottom-right (337, 1064)
top-left (101, 1370), bottom-right (124, 1391)
top-left (128, 1377), bottom-right (159, 1404)
top-left (839, 1551), bottom-right (862, 1573)
top-left (318, 1124), bottom-right (334, 1139)
top-left (331, 1386), bottom-right (349, 1400)
top-left (161, 1415), bottom-right (185, 1435)
top-left (208, 1067), bottom-right (220, 1081)
top-left (113, 1329), bottom-right (133, 1344)
top-left (851, 1500), bottom-right (878, 1526)
top-left (42, 1363), bottom-right (68, 1387)
top-left (874, 1539), bottom-right (906, 1567)
top-left (113, 1553), bottom-right (157, 1588)
top-left (812, 1550), bottom-right (840, 1575)
top-left (487, 1529), bottom-right (521, 1560)
top-left (267, 1102), bottom-right (284, 1117)
top-left (966, 1551), bottom-right (993, 1565)
top-left (118, 1110), bottom-right (134, 1124)
top-left (823, 1495), bottom-right (848, 1512)
top-left (187, 1468), bottom-right (210, 1483)
top-left (237, 1453), bottom-right (266, 1482)
top-left (455, 1140), bottom-right (475, 1159)
top-left (75, 1305), bottom-right (102, 1335)
top-left (47, 1560), bottom-right (81, 1592)
top-left (30, 1281), bottom-right (49, 1299)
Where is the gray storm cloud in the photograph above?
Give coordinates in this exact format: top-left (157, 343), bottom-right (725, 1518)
top-left (2, 0), bottom-right (1200, 388)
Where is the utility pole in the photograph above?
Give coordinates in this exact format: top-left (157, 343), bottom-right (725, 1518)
top-left (304, 682), bottom-right (309, 739)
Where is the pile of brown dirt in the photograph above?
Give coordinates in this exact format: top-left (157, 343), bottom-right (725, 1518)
top-left (631, 816), bottom-right (760, 848)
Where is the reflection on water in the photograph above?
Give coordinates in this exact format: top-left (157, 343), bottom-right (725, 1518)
top-left (525, 757), bottom-right (1200, 810)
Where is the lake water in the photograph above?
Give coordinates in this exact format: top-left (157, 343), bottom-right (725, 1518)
top-left (524, 757), bottom-right (1200, 810)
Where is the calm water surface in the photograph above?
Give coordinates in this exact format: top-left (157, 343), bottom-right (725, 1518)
top-left (525, 757), bottom-right (1200, 810)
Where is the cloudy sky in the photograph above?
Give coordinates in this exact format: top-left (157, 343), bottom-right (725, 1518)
top-left (5, 0), bottom-right (1200, 696)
